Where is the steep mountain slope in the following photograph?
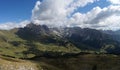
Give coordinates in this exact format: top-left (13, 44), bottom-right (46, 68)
top-left (0, 23), bottom-right (80, 58)
top-left (48, 27), bottom-right (120, 53)
top-left (16, 23), bottom-right (120, 54)
top-left (104, 30), bottom-right (120, 42)
top-left (0, 23), bottom-right (120, 59)
top-left (63, 27), bottom-right (120, 53)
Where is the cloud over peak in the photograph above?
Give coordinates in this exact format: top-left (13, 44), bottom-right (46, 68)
top-left (31, 0), bottom-right (97, 26)
top-left (31, 0), bottom-right (120, 30)
top-left (0, 0), bottom-right (120, 30)
top-left (0, 20), bottom-right (30, 30)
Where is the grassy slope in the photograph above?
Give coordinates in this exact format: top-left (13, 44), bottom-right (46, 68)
top-left (0, 29), bottom-right (80, 58)
top-left (0, 29), bottom-right (27, 58)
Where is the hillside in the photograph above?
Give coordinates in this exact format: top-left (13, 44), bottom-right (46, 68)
top-left (0, 23), bottom-right (120, 59)
top-left (0, 25), bottom-right (80, 58)
top-left (17, 23), bottom-right (120, 54)
top-left (0, 23), bottom-right (120, 70)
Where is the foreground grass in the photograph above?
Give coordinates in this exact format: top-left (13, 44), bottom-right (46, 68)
top-left (32, 54), bottom-right (120, 70)
top-left (0, 54), bottom-right (120, 70)
top-left (0, 56), bottom-right (41, 70)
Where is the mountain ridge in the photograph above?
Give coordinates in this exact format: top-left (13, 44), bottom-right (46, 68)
top-left (16, 23), bottom-right (120, 53)
top-left (0, 23), bottom-right (120, 58)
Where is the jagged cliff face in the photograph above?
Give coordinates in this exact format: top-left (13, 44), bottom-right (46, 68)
top-left (16, 23), bottom-right (120, 53)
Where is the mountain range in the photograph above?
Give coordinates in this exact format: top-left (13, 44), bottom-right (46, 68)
top-left (0, 23), bottom-right (120, 58)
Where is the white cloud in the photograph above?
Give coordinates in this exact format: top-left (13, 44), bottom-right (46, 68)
top-left (31, 0), bottom-right (120, 30)
top-left (32, 0), bottom-right (97, 27)
top-left (108, 0), bottom-right (120, 5)
top-left (98, 15), bottom-right (120, 30)
top-left (1, 0), bottom-right (120, 30)
top-left (0, 20), bottom-right (30, 30)
top-left (69, 5), bottom-right (120, 30)
top-left (88, 5), bottom-right (120, 30)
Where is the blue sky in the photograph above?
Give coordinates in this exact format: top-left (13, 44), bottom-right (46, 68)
top-left (0, 0), bottom-right (37, 23)
top-left (78, 0), bottom-right (111, 13)
top-left (0, 0), bottom-right (110, 23)
top-left (0, 0), bottom-right (120, 30)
